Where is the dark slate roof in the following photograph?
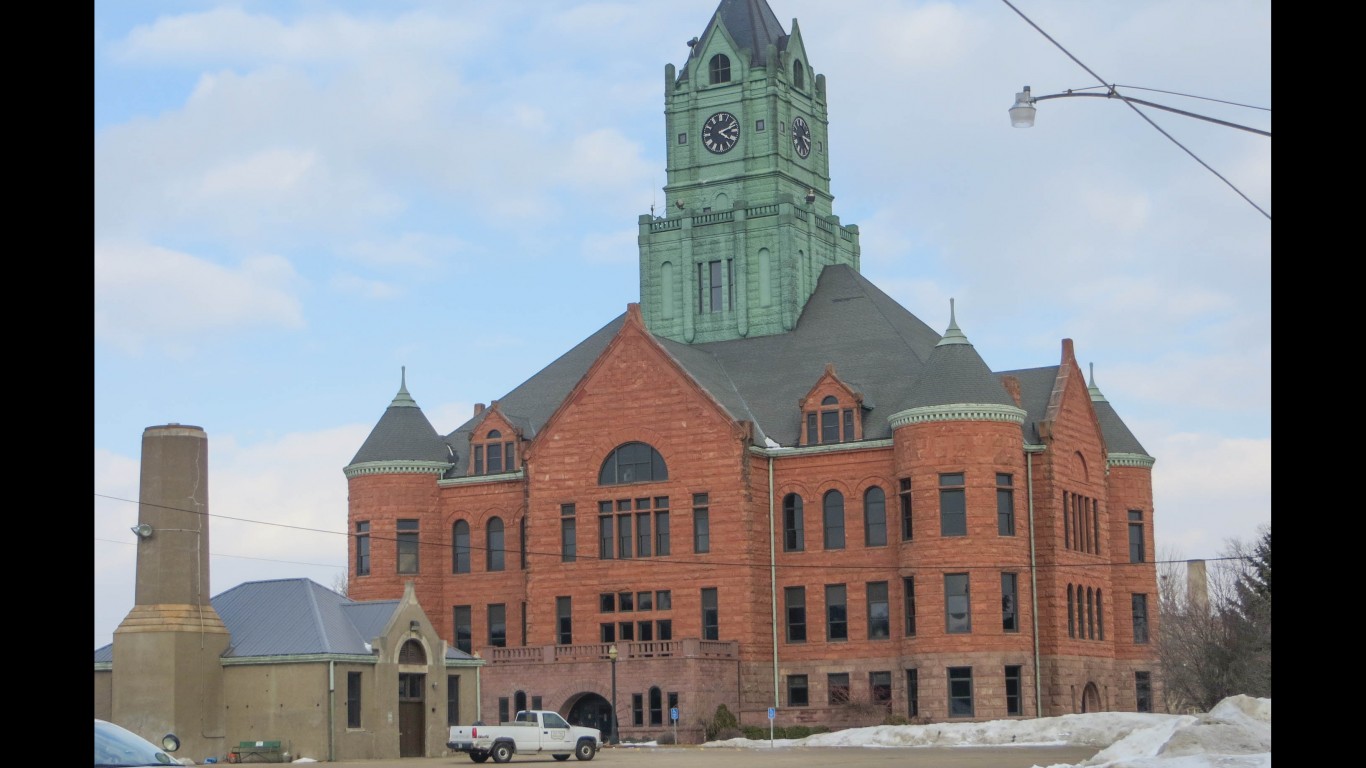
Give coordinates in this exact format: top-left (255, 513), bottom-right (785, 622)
top-left (95, 578), bottom-right (479, 663)
top-left (996, 366), bottom-right (1060, 445)
top-left (692, 0), bottom-right (788, 68)
top-left (1088, 372), bottom-right (1150, 456)
top-left (350, 373), bottom-right (451, 466)
top-left (904, 331), bottom-right (1014, 410)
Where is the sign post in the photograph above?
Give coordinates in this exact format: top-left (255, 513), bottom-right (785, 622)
top-left (767, 707), bottom-right (776, 747)
top-left (671, 707), bottom-right (679, 745)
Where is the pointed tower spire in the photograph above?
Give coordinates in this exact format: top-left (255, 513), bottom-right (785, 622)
top-left (936, 298), bottom-right (971, 346)
top-left (1087, 362), bottom-right (1109, 403)
top-left (390, 366), bottom-right (418, 408)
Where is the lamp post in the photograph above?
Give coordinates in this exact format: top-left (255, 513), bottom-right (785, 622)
top-left (607, 644), bottom-right (619, 745)
top-left (1009, 85), bottom-right (1270, 136)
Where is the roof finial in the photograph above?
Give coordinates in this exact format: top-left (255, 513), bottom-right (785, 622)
top-left (390, 366), bottom-right (418, 408)
top-left (936, 297), bottom-right (970, 346)
top-left (1087, 362), bottom-right (1108, 402)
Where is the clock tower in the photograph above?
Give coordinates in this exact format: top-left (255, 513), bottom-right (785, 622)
top-left (639, 0), bottom-right (860, 344)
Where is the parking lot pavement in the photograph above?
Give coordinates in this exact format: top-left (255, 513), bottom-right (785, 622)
top-left (326, 743), bottom-right (1099, 768)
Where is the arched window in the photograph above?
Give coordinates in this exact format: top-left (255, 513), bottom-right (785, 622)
top-left (792, 59), bottom-right (805, 89)
top-left (709, 53), bottom-right (731, 84)
top-left (1067, 585), bottom-right (1075, 638)
top-left (649, 687), bottom-right (663, 725)
top-left (452, 520), bottom-right (470, 574)
top-left (514, 691), bottom-right (527, 713)
top-left (864, 487), bottom-right (886, 546)
top-left (823, 490), bottom-right (845, 549)
top-left (487, 518), bottom-right (505, 572)
top-left (399, 639), bottom-right (426, 664)
top-left (599, 442), bottom-right (668, 485)
top-left (782, 493), bottom-right (804, 552)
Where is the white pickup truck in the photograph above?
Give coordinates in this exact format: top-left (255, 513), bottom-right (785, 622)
top-left (447, 709), bottom-right (601, 763)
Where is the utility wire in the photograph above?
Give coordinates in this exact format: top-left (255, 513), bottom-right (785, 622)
top-left (999, 0), bottom-right (1270, 220)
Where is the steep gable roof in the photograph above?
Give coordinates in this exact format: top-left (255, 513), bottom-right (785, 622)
top-left (691, 0), bottom-right (788, 67)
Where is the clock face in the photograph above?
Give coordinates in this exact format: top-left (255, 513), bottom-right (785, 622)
top-left (702, 111), bottom-right (740, 154)
top-left (791, 115), bottom-right (812, 158)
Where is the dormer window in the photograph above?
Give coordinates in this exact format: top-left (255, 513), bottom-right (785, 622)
top-left (709, 54), bottom-right (731, 84)
top-left (804, 395), bottom-right (857, 445)
top-left (473, 428), bottom-right (516, 475)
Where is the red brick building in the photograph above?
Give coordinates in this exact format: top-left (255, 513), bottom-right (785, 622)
top-left (345, 0), bottom-right (1160, 742)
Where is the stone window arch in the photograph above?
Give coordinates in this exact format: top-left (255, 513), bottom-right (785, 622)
top-left (599, 442), bottom-right (668, 485)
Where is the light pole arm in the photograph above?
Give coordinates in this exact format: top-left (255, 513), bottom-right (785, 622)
top-left (1028, 90), bottom-right (1270, 137)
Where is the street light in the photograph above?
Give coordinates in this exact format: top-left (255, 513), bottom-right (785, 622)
top-left (1009, 85), bottom-right (1270, 136)
top-left (607, 644), bottom-right (619, 745)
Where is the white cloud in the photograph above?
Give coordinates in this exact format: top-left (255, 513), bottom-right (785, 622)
top-left (1150, 432), bottom-right (1270, 558)
top-left (94, 242), bottom-right (305, 352)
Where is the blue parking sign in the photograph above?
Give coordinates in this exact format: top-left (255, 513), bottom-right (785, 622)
top-left (767, 707), bottom-right (776, 720)
top-left (670, 707), bottom-right (679, 722)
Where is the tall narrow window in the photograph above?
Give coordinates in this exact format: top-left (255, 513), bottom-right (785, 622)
top-left (649, 687), bottom-right (663, 726)
top-left (1068, 585), bottom-right (1076, 638)
top-left (656, 503), bottom-right (671, 556)
top-left (599, 505), bottom-right (614, 560)
top-left (701, 588), bottom-right (719, 640)
top-left (1001, 572), bottom-right (1019, 632)
top-left (453, 520), bottom-right (471, 573)
top-left (561, 505), bottom-right (576, 563)
top-left (1128, 510), bottom-right (1146, 563)
top-left (823, 490), bottom-right (845, 549)
top-left (905, 668), bottom-right (919, 717)
top-left (867, 581), bottom-right (889, 640)
top-left (397, 519), bottom-right (419, 574)
top-left (864, 486), bottom-right (887, 546)
top-left (903, 576), bottom-right (917, 636)
top-left (783, 493), bottom-right (804, 552)
top-left (821, 396), bottom-right (840, 442)
top-left (1087, 586), bottom-right (1096, 639)
top-left (454, 605), bottom-right (472, 654)
top-left (488, 604), bottom-right (506, 647)
top-left (1005, 665), bottom-right (1023, 716)
top-left (1092, 501), bottom-right (1100, 555)
top-left (708, 260), bottom-right (724, 312)
top-left (828, 673), bottom-right (850, 704)
top-left (1097, 589), bottom-right (1105, 640)
top-left (347, 671), bottom-right (362, 728)
top-left (784, 586), bottom-right (807, 643)
top-left (945, 573), bottom-right (971, 634)
top-left (693, 494), bottom-right (710, 553)
top-left (498, 698), bottom-right (509, 724)
top-left (557, 596), bottom-right (572, 645)
top-left (947, 667), bottom-right (974, 717)
top-left (617, 508), bottom-right (633, 558)
top-left (825, 584), bottom-right (848, 641)
top-left (997, 473), bottom-right (1016, 535)
top-left (939, 473), bottom-right (966, 536)
top-left (1131, 594), bottom-right (1149, 643)
top-left (870, 671), bottom-right (892, 711)
top-left (486, 430), bottom-right (504, 473)
top-left (637, 506), bottom-right (652, 557)
top-left (792, 59), bottom-right (805, 90)
top-left (632, 694), bottom-right (644, 726)
top-left (1135, 671), bottom-right (1153, 713)
top-left (356, 521), bottom-right (371, 576)
top-left (787, 674), bottom-right (809, 706)
top-left (1063, 492), bottom-right (1071, 549)
top-left (487, 518), bottom-right (505, 572)
top-left (899, 478), bottom-right (913, 540)
top-left (447, 675), bottom-right (461, 727)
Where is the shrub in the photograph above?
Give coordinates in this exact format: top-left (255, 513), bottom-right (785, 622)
top-left (655, 732), bottom-right (676, 745)
top-left (703, 704), bottom-right (740, 741)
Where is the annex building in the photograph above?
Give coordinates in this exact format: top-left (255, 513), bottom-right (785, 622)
top-left (345, 0), bottom-right (1161, 743)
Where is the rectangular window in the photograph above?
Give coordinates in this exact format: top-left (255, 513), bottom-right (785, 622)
top-left (1005, 665), bottom-right (1023, 716)
top-left (678, 132), bottom-right (687, 144)
top-left (1135, 671), bottom-right (1153, 713)
top-left (347, 671), bottom-right (362, 728)
top-left (825, 584), bottom-right (848, 641)
top-left (947, 667), bottom-right (974, 717)
top-left (356, 521), bottom-right (371, 576)
top-left (618, 621), bottom-right (634, 641)
top-left (558, 504), bottom-right (576, 563)
top-left (637, 591), bottom-right (653, 611)
top-left (557, 596), bottom-right (572, 645)
top-left (997, 473), bottom-right (1015, 535)
top-left (1092, 500), bottom-right (1100, 555)
top-left (600, 593), bottom-right (615, 612)
top-left (945, 573), bottom-right (971, 634)
top-left (487, 442), bottom-right (503, 474)
top-left (532, 696), bottom-right (543, 711)
top-left (1063, 492), bottom-right (1071, 549)
top-left (843, 409), bottom-right (855, 441)
top-left (488, 604), bottom-right (506, 647)
top-left (637, 620), bottom-right (653, 641)
top-left (656, 590), bottom-right (671, 610)
top-left (728, 259), bottom-right (735, 310)
top-left (637, 510), bottom-right (652, 557)
top-left (498, 698), bottom-right (509, 725)
top-left (474, 445), bottom-right (484, 476)
top-left (1129, 510), bottom-right (1145, 563)
top-left (783, 495), bottom-right (804, 552)
top-left (906, 668), bottom-right (919, 718)
top-left (870, 671), bottom-right (892, 711)
top-left (939, 474), bottom-right (966, 536)
top-left (447, 675), bottom-right (461, 727)
top-left (656, 505), bottom-right (671, 556)
top-left (1132, 594), bottom-right (1149, 644)
top-left (656, 619), bottom-right (672, 640)
top-left (787, 674), bottom-right (809, 706)
top-left (632, 694), bottom-right (644, 727)
top-left (599, 508), bottom-right (614, 560)
top-left (867, 581), bottom-right (890, 640)
top-left (600, 623), bottom-right (615, 643)
top-left (505, 443), bottom-right (515, 473)
top-left (806, 412), bottom-right (818, 444)
top-left (693, 495), bottom-right (711, 553)
top-left (619, 591), bottom-right (634, 611)
top-left (701, 587), bottom-right (719, 640)
top-left (454, 606), bottom-right (472, 654)
top-left (1001, 572), bottom-right (1019, 632)
top-left (865, 489), bottom-right (887, 546)
top-left (709, 260), bottom-right (723, 313)
top-left (828, 672), bottom-right (850, 704)
top-left (397, 519), bottom-right (420, 574)
top-left (618, 513), bottom-right (633, 558)
top-left (784, 586), bottom-right (807, 643)
top-left (899, 479), bottom-right (913, 540)
top-left (903, 576), bottom-right (917, 636)
top-left (821, 409), bottom-right (839, 443)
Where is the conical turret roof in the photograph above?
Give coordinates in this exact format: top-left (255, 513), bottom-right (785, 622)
top-left (348, 367), bottom-right (450, 466)
top-left (903, 300), bottom-right (1014, 409)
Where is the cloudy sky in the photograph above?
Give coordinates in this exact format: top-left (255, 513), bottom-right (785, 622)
top-left (94, 0), bottom-right (1270, 649)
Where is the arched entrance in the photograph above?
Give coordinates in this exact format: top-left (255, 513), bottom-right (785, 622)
top-left (1080, 682), bottom-right (1101, 713)
top-left (566, 692), bottom-right (613, 741)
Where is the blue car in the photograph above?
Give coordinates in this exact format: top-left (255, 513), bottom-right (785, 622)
top-left (95, 719), bottom-right (181, 767)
